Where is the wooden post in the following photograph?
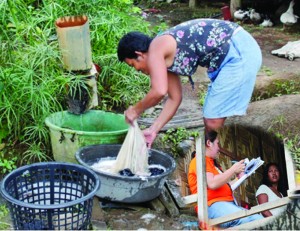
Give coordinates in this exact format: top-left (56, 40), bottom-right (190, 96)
top-left (284, 145), bottom-right (297, 195)
top-left (189, 0), bottom-right (200, 8)
top-left (196, 129), bottom-right (208, 227)
top-left (230, 0), bottom-right (242, 18)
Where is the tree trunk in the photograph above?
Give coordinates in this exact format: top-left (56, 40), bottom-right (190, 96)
top-left (230, 0), bottom-right (242, 17)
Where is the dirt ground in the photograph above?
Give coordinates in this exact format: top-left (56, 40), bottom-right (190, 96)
top-left (141, 1), bottom-right (300, 135)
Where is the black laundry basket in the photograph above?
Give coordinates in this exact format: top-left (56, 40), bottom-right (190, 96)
top-left (0, 162), bottom-right (100, 230)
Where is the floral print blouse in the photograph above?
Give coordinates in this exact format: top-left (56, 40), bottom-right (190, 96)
top-left (159, 19), bottom-right (239, 76)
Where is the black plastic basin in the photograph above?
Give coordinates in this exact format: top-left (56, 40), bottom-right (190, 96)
top-left (75, 144), bottom-right (176, 203)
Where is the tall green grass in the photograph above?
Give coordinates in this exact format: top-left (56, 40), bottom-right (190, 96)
top-left (0, 0), bottom-right (152, 165)
top-left (96, 54), bottom-right (150, 112)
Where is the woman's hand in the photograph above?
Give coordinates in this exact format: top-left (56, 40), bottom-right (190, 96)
top-left (207, 159), bottom-right (245, 190)
top-left (143, 127), bottom-right (158, 149)
top-left (237, 171), bottom-right (245, 179)
top-left (124, 105), bottom-right (139, 125)
top-left (232, 160), bottom-right (246, 174)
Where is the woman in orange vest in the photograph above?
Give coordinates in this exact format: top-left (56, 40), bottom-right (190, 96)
top-left (188, 130), bottom-right (263, 228)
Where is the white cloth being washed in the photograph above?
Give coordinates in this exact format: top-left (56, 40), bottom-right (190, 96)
top-left (111, 120), bottom-right (149, 176)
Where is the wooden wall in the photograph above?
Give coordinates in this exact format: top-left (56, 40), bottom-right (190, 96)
top-left (218, 125), bottom-right (288, 207)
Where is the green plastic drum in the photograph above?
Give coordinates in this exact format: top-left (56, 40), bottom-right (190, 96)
top-left (45, 110), bottom-right (129, 163)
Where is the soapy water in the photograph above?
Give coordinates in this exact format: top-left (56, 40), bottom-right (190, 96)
top-left (91, 157), bottom-right (116, 173)
top-left (91, 157), bottom-right (166, 177)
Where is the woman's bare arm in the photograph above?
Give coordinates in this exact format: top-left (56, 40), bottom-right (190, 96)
top-left (257, 193), bottom-right (273, 217)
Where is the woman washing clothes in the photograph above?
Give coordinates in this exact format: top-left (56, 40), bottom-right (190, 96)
top-left (117, 19), bottom-right (262, 148)
top-left (188, 130), bottom-right (263, 228)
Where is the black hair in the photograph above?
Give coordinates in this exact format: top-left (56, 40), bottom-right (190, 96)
top-left (205, 130), bottom-right (218, 145)
top-left (191, 130), bottom-right (218, 158)
top-left (117, 31), bottom-right (153, 62)
top-left (191, 150), bottom-right (196, 159)
top-left (205, 130), bottom-right (221, 170)
top-left (261, 162), bottom-right (284, 194)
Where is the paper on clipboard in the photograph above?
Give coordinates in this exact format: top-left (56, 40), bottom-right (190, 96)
top-left (231, 157), bottom-right (264, 191)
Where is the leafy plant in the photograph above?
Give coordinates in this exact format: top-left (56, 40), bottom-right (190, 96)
top-left (268, 116), bottom-right (300, 170)
top-left (67, 75), bottom-right (92, 98)
top-left (162, 127), bottom-right (199, 158)
top-left (251, 77), bottom-right (300, 102)
top-left (0, 205), bottom-right (11, 230)
top-left (273, 79), bottom-right (300, 96)
top-left (268, 115), bottom-right (286, 132)
top-left (0, 0), bottom-right (152, 166)
top-left (96, 54), bottom-right (150, 111)
top-left (284, 135), bottom-right (300, 170)
top-left (21, 142), bottom-right (52, 165)
top-left (0, 152), bottom-right (17, 175)
top-left (198, 91), bottom-right (206, 106)
top-left (151, 22), bottom-right (169, 34)
top-left (260, 66), bottom-right (274, 76)
top-left (0, 126), bottom-right (9, 144)
top-left (0, 205), bottom-right (8, 218)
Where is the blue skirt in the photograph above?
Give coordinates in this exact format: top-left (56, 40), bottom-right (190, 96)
top-left (203, 28), bottom-right (262, 119)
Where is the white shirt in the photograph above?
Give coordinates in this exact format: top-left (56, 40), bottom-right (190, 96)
top-left (255, 184), bottom-right (286, 216)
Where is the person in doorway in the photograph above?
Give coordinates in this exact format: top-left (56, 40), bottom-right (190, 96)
top-left (188, 130), bottom-right (263, 228)
top-left (117, 19), bottom-right (262, 148)
top-left (255, 162), bottom-right (287, 217)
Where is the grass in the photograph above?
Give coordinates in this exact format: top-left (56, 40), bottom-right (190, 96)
top-left (96, 54), bottom-right (150, 112)
top-left (252, 76), bottom-right (300, 102)
top-left (268, 115), bottom-right (300, 170)
top-left (0, 0), bottom-right (152, 168)
top-left (0, 205), bottom-right (11, 230)
top-left (260, 66), bottom-right (274, 76)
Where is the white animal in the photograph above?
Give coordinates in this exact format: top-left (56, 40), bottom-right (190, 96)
top-left (260, 18), bottom-right (274, 27)
top-left (233, 9), bottom-right (250, 21)
top-left (249, 9), bottom-right (261, 23)
top-left (280, 0), bottom-right (299, 26)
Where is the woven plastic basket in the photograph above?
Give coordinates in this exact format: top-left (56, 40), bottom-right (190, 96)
top-left (0, 162), bottom-right (100, 230)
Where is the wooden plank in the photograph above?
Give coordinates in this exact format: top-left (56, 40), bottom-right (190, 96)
top-left (284, 145), bottom-right (297, 195)
top-left (147, 197), bottom-right (166, 214)
top-left (182, 194), bottom-right (198, 205)
top-left (196, 130), bottom-right (208, 225)
top-left (138, 113), bottom-right (204, 131)
top-left (165, 180), bottom-right (187, 209)
top-left (289, 188), bottom-right (300, 198)
top-left (158, 185), bottom-right (180, 217)
top-left (209, 197), bottom-right (291, 226)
